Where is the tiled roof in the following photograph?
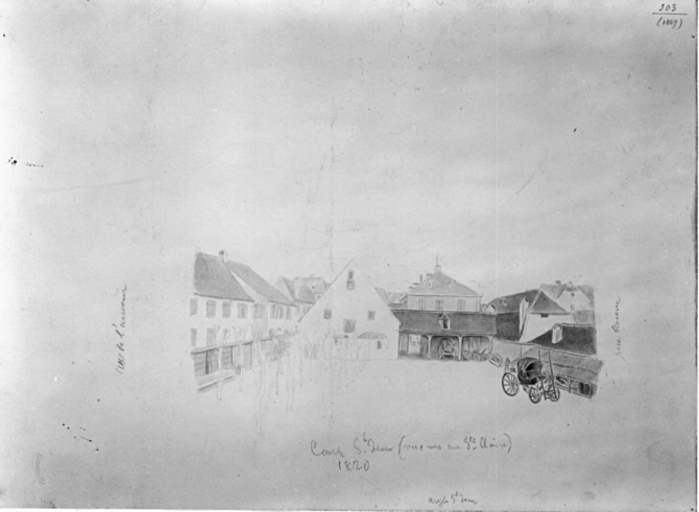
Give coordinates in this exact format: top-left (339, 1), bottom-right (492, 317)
top-left (375, 288), bottom-right (405, 306)
top-left (279, 277), bottom-right (315, 303)
top-left (392, 310), bottom-right (496, 336)
top-left (193, 252), bottom-right (254, 302)
top-left (487, 289), bottom-right (539, 314)
top-left (294, 276), bottom-right (329, 295)
top-left (527, 324), bottom-right (597, 356)
top-left (408, 271), bottom-right (480, 297)
top-left (528, 291), bottom-right (569, 315)
top-left (225, 261), bottom-right (293, 305)
top-left (494, 312), bottom-right (521, 341)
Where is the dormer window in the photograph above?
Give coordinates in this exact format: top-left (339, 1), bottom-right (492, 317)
top-left (440, 314), bottom-right (451, 330)
top-left (426, 281), bottom-right (432, 288)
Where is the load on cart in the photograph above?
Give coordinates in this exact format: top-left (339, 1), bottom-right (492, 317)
top-left (500, 346), bottom-right (603, 403)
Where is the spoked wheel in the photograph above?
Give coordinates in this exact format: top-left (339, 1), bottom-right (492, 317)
top-left (543, 377), bottom-right (560, 402)
top-left (502, 372), bottom-right (519, 396)
top-left (529, 387), bottom-right (542, 404)
top-left (549, 387), bottom-right (560, 402)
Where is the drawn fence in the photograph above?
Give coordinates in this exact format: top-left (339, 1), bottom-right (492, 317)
top-left (192, 330), bottom-right (370, 393)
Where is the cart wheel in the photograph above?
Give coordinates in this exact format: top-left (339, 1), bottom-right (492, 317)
top-left (529, 387), bottom-right (542, 404)
top-left (549, 387), bottom-right (560, 402)
top-left (502, 372), bottom-right (519, 396)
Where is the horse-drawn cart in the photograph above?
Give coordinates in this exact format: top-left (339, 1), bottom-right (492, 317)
top-left (501, 351), bottom-right (561, 404)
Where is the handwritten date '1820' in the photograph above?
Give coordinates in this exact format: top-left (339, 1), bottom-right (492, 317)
top-left (338, 459), bottom-right (370, 472)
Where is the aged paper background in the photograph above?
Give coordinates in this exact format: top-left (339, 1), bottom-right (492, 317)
top-left (0, 0), bottom-right (695, 510)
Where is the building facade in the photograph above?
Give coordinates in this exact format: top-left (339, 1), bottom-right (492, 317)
top-left (275, 276), bottom-right (319, 321)
top-left (396, 262), bottom-right (482, 312)
top-left (393, 310), bottom-right (496, 360)
top-left (190, 251), bottom-right (257, 351)
top-left (223, 254), bottom-right (296, 337)
top-left (299, 260), bottom-right (400, 360)
top-left (487, 281), bottom-right (595, 343)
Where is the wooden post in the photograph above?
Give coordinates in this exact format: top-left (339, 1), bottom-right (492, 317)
top-left (427, 335), bottom-right (432, 359)
top-left (458, 336), bottom-right (462, 361)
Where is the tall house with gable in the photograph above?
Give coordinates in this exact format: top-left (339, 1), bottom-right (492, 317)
top-left (396, 261), bottom-right (482, 313)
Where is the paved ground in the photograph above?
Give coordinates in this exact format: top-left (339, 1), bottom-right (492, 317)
top-left (16, 341), bottom-right (694, 510)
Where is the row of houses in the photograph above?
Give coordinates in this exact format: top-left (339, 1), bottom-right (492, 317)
top-left (189, 251), bottom-right (601, 396)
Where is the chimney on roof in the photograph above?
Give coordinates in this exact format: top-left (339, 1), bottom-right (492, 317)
top-left (435, 256), bottom-right (441, 273)
top-left (219, 250), bottom-right (228, 262)
top-left (555, 280), bottom-right (561, 286)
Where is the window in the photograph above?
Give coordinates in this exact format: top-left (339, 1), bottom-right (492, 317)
top-left (324, 309), bottom-right (332, 319)
top-left (377, 340), bottom-right (382, 349)
top-left (206, 328), bottom-right (216, 346)
top-left (206, 300), bottom-right (216, 318)
top-left (190, 298), bottom-right (198, 316)
top-left (457, 300), bottom-right (466, 311)
top-left (286, 307), bottom-right (291, 319)
top-left (368, 310), bottom-right (376, 321)
top-left (344, 319), bottom-right (356, 333)
top-left (190, 328), bottom-right (197, 346)
top-left (269, 304), bottom-right (276, 319)
top-left (436, 300), bottom-right (444, 311)
top-left (205, 350), bottom-right (218, 374)
top-left (223, 328), bottom-right (230, 342)
top-left (347, 270), bottom-right (355, 290)
top-left (440, 315), bottom-right (451, 330)
top-left (541, 314), bottom-right (549, 318)
top-left (238, 303), bottom-right (248, 318)
top-left (418, 299), bottom-right (427, 310)
top-left (222, 301), bottom-right (231, 318)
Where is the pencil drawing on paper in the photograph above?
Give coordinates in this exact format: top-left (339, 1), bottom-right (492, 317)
top-left (189, 251), bottom-right (602, 403)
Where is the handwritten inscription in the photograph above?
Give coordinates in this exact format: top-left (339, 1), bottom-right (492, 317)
top-left (310, 440), bottom-right (345, 458)
top-left (612, 298), bottom-right (624, 359)
top-left (428, 491), bottom-right (479, 508)
top-left (310, 431), bottom-right (512, 472)
top-left (653, 4), bottom-right (686, 29)
top-left (113, 284), bottom-right (127, 375)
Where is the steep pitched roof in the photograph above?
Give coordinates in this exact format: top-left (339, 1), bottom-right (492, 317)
top-left (528, 291), bottom-right (569, 315)
top-left (193, 252), bottom-right (254, 302)
top-left (528, 324), bottom-right (597, 356)
top-left (297, 260), bottom-right (392, 323)
top-left (294, 276), bottom-right (329, 295)
top-left (487, 289), bottom-right (539, 314)
top-left (225, 261), bottom-right (293, 305)
top-left (375, 288), bottom-right (404, 306)
top-left (494, 312), bottom-right (522, 341)
top-left (408, 271), bottom-right (480, 297)
top-left (392, 310), bottom-right (496, 336)
top-left (278, 277), bottom-right (315, 303)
